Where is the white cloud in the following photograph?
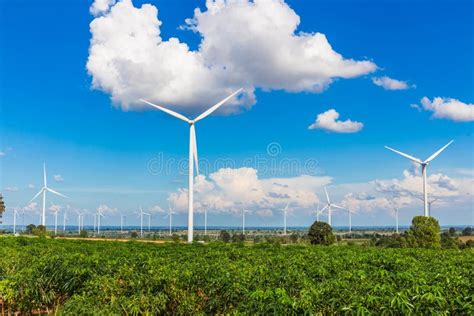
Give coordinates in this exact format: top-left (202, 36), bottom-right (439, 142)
top-left (28, 184), bottom-right (35, 190)
top-left (149, 204), bottom-right (165, 214)
top-left (416, 97), bottom-right (474, 122)
top-left (308, 109), bottom-right (363, 133)
top-left (24, 202), bottom-right (38, 212)
top-left (90, 0), bottom-right (116, 16)
top-left (53, 174), bottom-right (64, 182)
top-left (87, 0), bottom-right (376, 113)
top-left (97, 204), bottom-right (116, 214)
top-left (372, 76), bottom-right (411, 90)
top-left (0, 151), bottom-right (5, 157)
top-left (3, 187), bottom-right (19, 192)
top-left (49, 204), bottom-right (62, 213)
top-left (168, 167), bottom-right (331, 215)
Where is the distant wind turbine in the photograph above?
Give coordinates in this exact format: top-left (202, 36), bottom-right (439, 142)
top-left (279, 203), bottom-right (290, 235)
top-left (96, 210), bottom-right (104, 235)
top-left (138, 206), bottom-right (150, 237)
top-left (13, 207), bottom-right (19, 235)
top-left (394, 207), bottom-right (399, 234)
top-left (320, 187), bottom-right (344, 226)
top-left (315, 203), bottom-right (324, 222)
top-left (120, 213), bottom-right (126, 233)
top-left (165, 204), bottom-right (176, 235)
top-left (63, 210), bottom-right (67, 231)
top-left (51, 206), bottom-right (61, 235)
top-left (29, 164), bottom-right (67, 227)
top-left (385, 140), bottom-right (453, 217)
top-left (242, 210), bottom-right (251, 235)
top-left (140, 89), bottom-right (243, 242)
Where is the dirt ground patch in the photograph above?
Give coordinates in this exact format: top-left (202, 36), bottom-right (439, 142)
top-left (458, 236), bottom-right (474, 242)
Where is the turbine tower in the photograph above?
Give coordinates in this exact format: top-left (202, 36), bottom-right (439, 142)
top-left (51, 206), bottom-right (60, 235)
top-left (140, 89), bottom-right (243, 242)
top-left (120, 213), bottom-right (126, 233)
top-left (320, 187), bottom-right (344, 226)
top-left (385, 140), bottom-right (453, 217)
top-left (242, 210), bottom-right (251, 235)
top-left (29, 164), bottom-right (67, 227)
top-left (138, 206), bottom-right (150, 237)
top-left (13, 208), bottom-right (19, 235)
top-left (279, 203), bottom-right (290, 235)
top-left (394, 207), bottom-right (399, 234)
top-left (96, 210), bottom-right (104, 235)
top-left (165, 204), bottom-right (176, 235)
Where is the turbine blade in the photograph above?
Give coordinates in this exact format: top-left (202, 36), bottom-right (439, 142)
top-left (424, 140), bottom-right (453, 163)
top-left (324, 187), bottom-right (330, 204)
top-left (320, 205), bottom-right (328, 213)
top-left (47, 188), bottom-right (68, 198)
top-left (43, 163), bottom-right (47, 187)
top-left (191, 125), bottom-right (199, 175)
top-left (140, 99), bottom-right (190, 123)
top-left (332, 204), bottom-right (345, 210)
top-left (194, 88), bottom-right (243, 122)
top-left (29, 189), bottom-right (44, 204)
top-left (384, 146), bottom-right (422, 164)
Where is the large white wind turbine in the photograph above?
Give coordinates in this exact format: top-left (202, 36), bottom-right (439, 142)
top-left (320, 187), bottom-right (344, 226)
top-left (29, 164), bottom-right (67, 227)
top-left (385, 140), bottom-right (453, 217)
top-left (141, 89), bottom-right (243, 242)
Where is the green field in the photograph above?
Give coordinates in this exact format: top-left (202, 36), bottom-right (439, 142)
top-left (0, 237), bottom-right (473, 315)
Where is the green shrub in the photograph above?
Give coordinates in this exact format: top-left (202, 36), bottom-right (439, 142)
top-left (219, 230), bottom-right (231, 243)
top-left (308, 221), bottom-right (335, 245)
top-left (406, 216), bottom-right (441, 248)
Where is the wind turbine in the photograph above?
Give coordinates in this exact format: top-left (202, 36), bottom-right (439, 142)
top-left (138, 206), bottom-right (150, 237)
top-left (242, 210), bottom-right (251, 235)
top-left (320, 187), bottom-right (344, 226)
top-left (29, 164), bottom-right (67, 227)
top-left (385, 140), bottom-right (453, 217)
top-left (12, 207), bottom-right (19, 235)
top-left (346, 209), bottom-right (354, 233)
top-left (315, 203), bottom-right (324, 222)
top-left (51, 206), bottom-right (61, 235)
top-left (63, 210), bottom-right (67, 231)
top-left (279, 203), bottom-right (290, 235)
top-left (140, 89), bottom-right (243, 242)
top-left (165, 204), bottom-right (176, 235)
top-left (394, 207), bottom-right (399, 234)
top-left (75, 210), bottom-right (85, 234)
top-left (120, 213), bottom-right (126, 233)
top-left (96, 210), bottom-right (104, 235)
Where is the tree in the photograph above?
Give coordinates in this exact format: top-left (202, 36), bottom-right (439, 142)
top-left (406, 216), bottom-right (441, 248)
top-left (232, 233), bottom-right (245, 243)
top-left (219, 230), bottom-right (231, 243)
top-left (308, 221), bottom-right (335, 245)
top-left (462, 227), bottom-right (472, 236)
top-left (448, 227), bottom-right (456, 236)
top-left (0, 194), bottom-right (5, 223)
top-left (26, 224), bottom-right (36, 234)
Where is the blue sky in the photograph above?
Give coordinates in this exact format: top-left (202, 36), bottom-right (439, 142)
top-left (0, 0), bottom-right (472, 229)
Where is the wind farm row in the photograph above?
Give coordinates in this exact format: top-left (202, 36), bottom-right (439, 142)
top-left (7, 90), bottom-right (455, 242)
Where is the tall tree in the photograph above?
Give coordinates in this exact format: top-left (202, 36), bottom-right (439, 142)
top-left (0, 194), bottom-right (5, 223)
